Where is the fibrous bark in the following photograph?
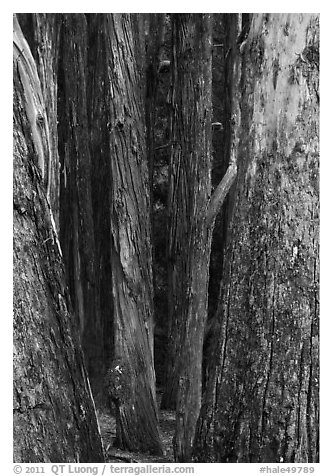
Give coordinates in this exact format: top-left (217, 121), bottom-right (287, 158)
top-left (145, 13), bottom-right (167, 206)
top-left (194, 13), bottom-right (319, 463)
top-left (13, 15), bottom-right (104, 463)
top-left (86, 14), bottom-right (115, 371)
top-left (87, 13), bottom-right (163, 455)
top-left (17, 13), bottom-right (105, 402)
top-left (205, 13), bottom-right (250, 391)
top-left (57, 13), bottom-right (104, 401)
top-left (161, 14), bottom-right (237, 462)
top-left (17, 13), bottom-right (62, 229)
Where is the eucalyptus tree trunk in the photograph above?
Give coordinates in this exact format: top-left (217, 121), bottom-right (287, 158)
top-left (161, 14), bottom-right (237, 462)
top-left (13, 15), bottom-right (104, 463)
top-left (87, 13), bottom-right (163, 455)
top-left (194, 13), bottom-right (319, 463)
top-left (17, 13), bottom-right (61, 230)
top-left (17, 13), bottom-right (105, 401)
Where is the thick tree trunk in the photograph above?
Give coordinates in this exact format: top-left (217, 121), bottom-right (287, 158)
top-left (13, 15), bottom-right (104, 463)
top-left (88, 14), bottom-right (163, 455)
top-left (17, 13), bottom-right (105, 402)
top-left (194, 13), bottom-right (319, 463)
top-left (161, 14), bottom-right (237, 462)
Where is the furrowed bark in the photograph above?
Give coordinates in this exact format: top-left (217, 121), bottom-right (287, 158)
top-left (194, 13), bottom-right (319, 463)
top-left (57, 13), bottom-right (104, 401)
top-left (13, 15), bottom-right (104, 463)
top-left (161, 14), bottom-right (209, 462)
top-left (162, 14), bottom-right (240, 462)
top-left (88, 13), bottom-right (163, 455)
top-left (17, 13), bottom-right (61, 230)
top-left (204, 13), bottom-right (241, 388)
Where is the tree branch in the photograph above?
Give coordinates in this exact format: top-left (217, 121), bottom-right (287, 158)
top-left (206, 162), bottom-right (237, 226)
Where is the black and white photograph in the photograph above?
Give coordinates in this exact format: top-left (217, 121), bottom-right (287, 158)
top-left (10, 6), bottom-right (324, 473)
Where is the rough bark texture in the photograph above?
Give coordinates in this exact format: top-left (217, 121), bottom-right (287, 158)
top-left (17, 14), bottom-right (61, 230)
top-left (160, 14), bottom-right (214, 462)
top-left (87, 14), bottom-right (163, 455)
top-left (194, 13), bottom-right (319, 463)
top-left (86, 14), bottom-right (115, 372)
top-left (207, 13), bottom-right (240, 318)
top-left (145, 14), bottom-right (166, 209)
top-left (13, 15), bottom-right (104, 463)
top-left (57, 14), bottom-right (104, 401)
top-left (162, 14), bottom-right (238, 462)
top-left (17, 13), bottom-right (105, 402)
top-left (204, 13), bottom-right (242, 387)
top-left (144, 13), bottom-right (167, 316)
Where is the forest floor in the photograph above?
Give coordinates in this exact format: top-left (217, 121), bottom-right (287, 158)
top-left (97, 391), bottom-right (175, 463)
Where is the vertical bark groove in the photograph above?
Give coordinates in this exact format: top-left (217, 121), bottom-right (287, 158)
top-left (13, 15), bottom-right (104, 463)
top-left (88, 14), bottom-right (163, 455)
top-left (57, 14), bottom-right (104, 399)
top-left (194, 13), bottom-right (319, 463)
top-left (160, 14), bottom-right (214, 462)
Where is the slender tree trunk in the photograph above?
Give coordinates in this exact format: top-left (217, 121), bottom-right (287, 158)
top-left (144, 13), bottom-right (167, 309)
top-left (204, 13), bottom-right (241, 389)
top-left (161, 14), bottom-right (237, 462)
top-left (194, 13), bottom-right (319, 463)
top-left (88, 13), bottom-right (163, 455)
top-left (13, 15), bottom-right (104, 463)
top-left (56, 13), bottom-right (104, 401)
top-left (161, 12), bottom-right (212, 413)
top-left (145, 14), bottom-right (166, 208)
top-left (86, 14), bottom-right (115, 371)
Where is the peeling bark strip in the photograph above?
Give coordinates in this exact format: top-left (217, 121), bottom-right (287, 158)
top-left (161, 14), bottom-right (237, 462)
top-left (194, 13), bottom-right (319, 463)
top-left (88, 14), bottom-right (163, 455)
top-left (13, 16), bottom-right (104, 463)
top-left (17, 14), bottom-right (61, 229)
top-left (13, 15), bottom-right (50, 191)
